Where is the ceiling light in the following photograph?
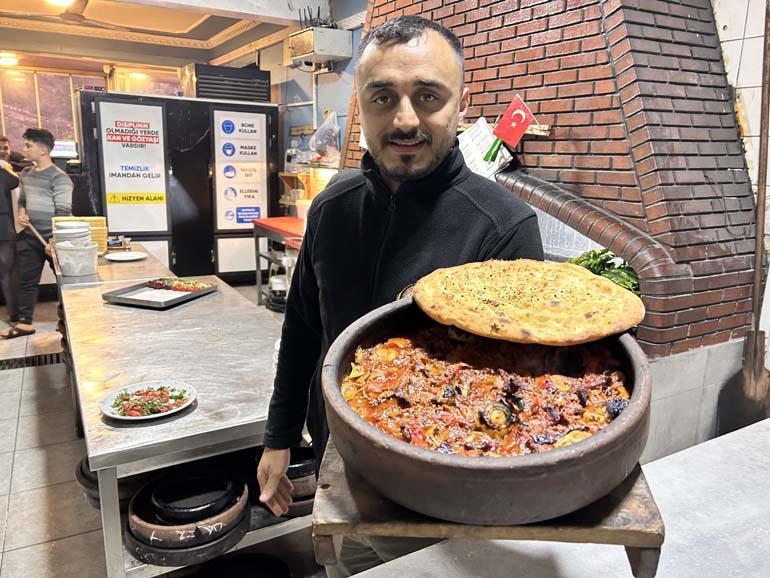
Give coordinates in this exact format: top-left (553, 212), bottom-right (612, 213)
top-left (0, 53), bottom-right (18, 67)
top-left (46, 0), bottom-right (76, 7)
top-left (129, 72), bottom-right (148, 80)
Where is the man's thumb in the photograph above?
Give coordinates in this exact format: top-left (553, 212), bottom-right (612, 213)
top-left (259, 471), bottom-right (281, 502)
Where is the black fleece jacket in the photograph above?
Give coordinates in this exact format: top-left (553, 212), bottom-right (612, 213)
top-left (263, 144), bottom-right (544, 464)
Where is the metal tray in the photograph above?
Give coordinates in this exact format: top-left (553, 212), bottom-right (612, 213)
top-left (102, 280), bottom-right (218, 310)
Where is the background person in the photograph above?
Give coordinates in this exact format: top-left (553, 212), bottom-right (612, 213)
top-left (1, 128), bottom-right (72, 340)
top-left (0, 159), bottom-right (19, 330)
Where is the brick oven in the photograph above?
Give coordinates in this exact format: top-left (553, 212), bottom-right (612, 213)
top-left (342, 0), bottom-right (760, 458)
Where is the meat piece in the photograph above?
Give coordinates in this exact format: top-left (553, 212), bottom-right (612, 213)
top-left (546, 406), bottom-right (562, 425)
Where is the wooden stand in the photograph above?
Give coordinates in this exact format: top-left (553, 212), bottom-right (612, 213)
top-left (312, 442), bottom-right (664, 578)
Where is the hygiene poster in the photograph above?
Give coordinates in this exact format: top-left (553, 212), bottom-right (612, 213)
top-left (98, 101), bottom-right (169, 233)
top-left (212, 110), bottom-right (268, 231)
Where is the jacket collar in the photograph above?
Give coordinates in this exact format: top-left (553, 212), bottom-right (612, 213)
top-left (361, 139), bottom-right (470, 197)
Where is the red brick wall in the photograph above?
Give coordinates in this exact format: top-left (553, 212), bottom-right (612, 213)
top-left (341, 0), bottom-right (756, 357)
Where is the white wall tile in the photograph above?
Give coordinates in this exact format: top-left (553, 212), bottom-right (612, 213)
top-left (721, 39), bottom-right (744, 86)
top-left (640, 387), bottom-right (703, 464)
top-left (745, 0), bottom-right (767, 38)
top-left (737, 36), bottom-right (764, 87)
top-left (696, 381), bottom-right (723, 444)
top-left (713, 0), bottom-right (749, 41)
top-left (736, 86), bottom-right (762, 136)
top-left (649, 347), bottom-right (708, 401)
top-left (742, 135), bottom-right (770, 186)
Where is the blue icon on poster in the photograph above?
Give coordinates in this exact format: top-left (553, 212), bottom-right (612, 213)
top-left (221, 120), bottom-right (235, 134)
top-left (223, 165), bottom-right (236, 178)
top-left (224, 210), bottom-right (235, 221)
top-left (222, 142), bottom-right (236, 157)
top-left (224, 187), bottom-right (237, 200)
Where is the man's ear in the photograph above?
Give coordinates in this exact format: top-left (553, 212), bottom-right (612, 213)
top-left (458, 86), bottom-right (471, 127)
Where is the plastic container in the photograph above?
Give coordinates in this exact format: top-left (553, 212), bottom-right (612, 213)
top-left (56, 241), bottom-right (98, 276)
top-left (296, 199), bottom-right (312, 231)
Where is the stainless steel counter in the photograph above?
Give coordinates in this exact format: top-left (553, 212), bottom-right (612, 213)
top-left (62, 276), bottom-right (283, 471)
top-left (54, 244), bottom-right (173, 287)
top-left (59, 272), bottom-right (307, 577)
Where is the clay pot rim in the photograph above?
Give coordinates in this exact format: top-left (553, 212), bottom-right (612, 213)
top-left (322, 296), bottom-right (651, 474)
top-left (129, 481), bottom-right (248, 533)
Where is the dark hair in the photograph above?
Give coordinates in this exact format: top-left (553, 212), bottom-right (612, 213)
top-left (0, 135), bottom-right (8, 144)
top-left (359, 16), bottom-right (464, 69)
top-left (22, 128), bottom-right (55, 151)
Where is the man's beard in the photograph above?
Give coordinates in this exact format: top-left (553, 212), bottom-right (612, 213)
top-left (371, 129), bottom-right (451, 183)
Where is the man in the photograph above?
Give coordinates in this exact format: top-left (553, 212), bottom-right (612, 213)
top-left (0, 136), bottom-right (33, 173)
top-left (0, 159), bottom-right (19, 330)
top-left (1, 128), bottom-right (72, 339)
top-left (257, 16), bottom-right (543, 574)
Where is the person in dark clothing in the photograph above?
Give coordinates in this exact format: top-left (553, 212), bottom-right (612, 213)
top-left (0, 160), bottom-right (20, 328)
top-left (0, 136), bottom-right (33, 173)
top-left (257, 16), bottom-right (543, 574)
top-left (1, 128), bottom-right (72, 339)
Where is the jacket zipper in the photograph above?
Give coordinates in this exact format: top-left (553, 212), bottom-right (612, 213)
top-left (370, 191), bottom-right (397, 304)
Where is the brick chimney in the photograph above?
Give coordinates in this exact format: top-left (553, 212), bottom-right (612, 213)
top-left (342, 0), bottom-right (757, 358)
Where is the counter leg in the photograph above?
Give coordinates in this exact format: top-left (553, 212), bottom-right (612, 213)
top-left (255, 233), bottom-right (263, 305)
top-left (98, 468), bottom-right (126, 578)
top-left (313, 533), bottom-right (337, 566)
top-left (625, 546), bottom-right (661, 578)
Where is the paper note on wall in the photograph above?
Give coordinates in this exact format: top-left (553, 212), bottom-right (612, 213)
top-left (458, 117), bottom-right (513, 181)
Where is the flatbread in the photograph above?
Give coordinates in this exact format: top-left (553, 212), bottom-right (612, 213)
top-left (412, 259), bottom-right (645, 346)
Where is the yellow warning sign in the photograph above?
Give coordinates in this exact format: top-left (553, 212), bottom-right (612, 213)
top-left (107, 192), bottom-right (166, 205)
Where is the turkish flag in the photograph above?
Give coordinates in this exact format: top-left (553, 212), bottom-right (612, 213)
top-left (493, 94), bottom-right (535, 149)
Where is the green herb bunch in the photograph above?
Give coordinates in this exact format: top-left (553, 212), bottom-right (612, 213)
top-left (568, 249), bottom-right (640, 296)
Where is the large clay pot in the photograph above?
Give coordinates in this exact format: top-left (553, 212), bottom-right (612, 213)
top-left (322, 296), bottom-right (651, 525)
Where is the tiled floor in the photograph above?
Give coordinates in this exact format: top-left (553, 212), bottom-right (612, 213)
top-left (0, 294), bottom-right (322, 577)
top-left (0, 302), bottom-right (63, 363)
top-left (0, 360), bottom-right (106, 577)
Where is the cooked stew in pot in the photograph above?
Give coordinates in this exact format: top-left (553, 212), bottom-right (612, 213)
top-left (342, 326), bottom-right (630, 457)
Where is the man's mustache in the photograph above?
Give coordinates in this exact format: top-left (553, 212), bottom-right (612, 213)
top-left (382, 130), bottom-right (431, 145)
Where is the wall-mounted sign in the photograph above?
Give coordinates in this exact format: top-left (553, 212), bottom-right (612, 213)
top-left (98, 101), bottom-right (169, 233)
top-left (213, 110), bottom-right (268, 231)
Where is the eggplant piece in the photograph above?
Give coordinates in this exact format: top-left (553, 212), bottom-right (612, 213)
top-left (605, 397), bottom-right (629, 420)
top-left (480, 402), bottom-right (513, 429)
top-left (532, 433), bottom-right (559, 445)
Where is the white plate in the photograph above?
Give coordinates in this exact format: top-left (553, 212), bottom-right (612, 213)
top-left (105, 251), bottom-right (147, 262)
top-left (55, 222), bottom-right (90, 229)
top-left (100, 381), bottom-right (196, 421)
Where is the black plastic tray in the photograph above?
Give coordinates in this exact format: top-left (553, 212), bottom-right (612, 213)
top-left (102, 280), bottom-right (218, 310)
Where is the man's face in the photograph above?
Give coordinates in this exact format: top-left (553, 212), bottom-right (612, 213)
top-left (356, 30), bottom-right (469, 187)
top-left (0, 140), bottom-right (10, 161)
top-left (23, 139), bottom-right (46, 163)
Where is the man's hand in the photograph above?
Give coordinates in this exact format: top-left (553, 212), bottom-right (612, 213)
top-left (257, 448), bottom-right (293, 516)
top-left (17, 212), bottom-right (29, 228)
top-left (44, 242), bottom-right (52, 257)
